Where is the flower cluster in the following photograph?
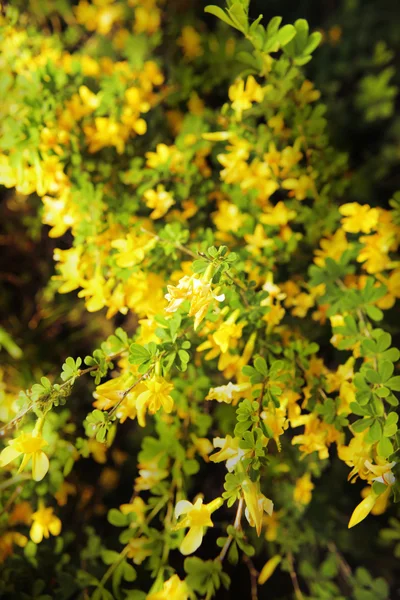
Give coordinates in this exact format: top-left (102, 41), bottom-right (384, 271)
top-left (0, 1), bottom-right (399, 599)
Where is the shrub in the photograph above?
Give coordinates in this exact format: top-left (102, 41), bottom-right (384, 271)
top-left (0, 1), bottom-right (399, 598)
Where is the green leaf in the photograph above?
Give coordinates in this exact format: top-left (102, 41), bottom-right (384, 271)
top-left (254, 356), bottom-right (268, 376)
top-left (386, 376), bottom-right (400, 391)
top-left (277, 24), bottom-right (296, 47)
top-left (129, 344), bottom-right (151, 365)
top-left (204, 6), bottom-right (234, 27)
top-left (303, 31), bottom-right (322, 55)
top-left (365, 304), bottom-right (384, 321)
top-left (372, 480), bottom-right (387, 496)
top-left (378, 361), bottom-right (394, 382)
top-left (378, 436), bottom-right (394, 458)
top-left (351, 417), bottom-right (374, 433)
top-left (107, 509), bottom-right (129, 527)
top-left (101, 549), bottom-right (120, 565)
top-left (227, 3), bottom-right (248, 33)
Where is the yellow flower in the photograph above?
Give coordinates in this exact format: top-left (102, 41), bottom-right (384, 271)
top-left (261, 405), bottom-right (288, 450)
top-left (9, 501), bottom-right (33, 526)
top-left (84, 117), bottom-right (125, 154)
top-left (147, 574), bottom-right (189, 600)
top-left (229, 76), bottom-right (264, 119)
top-left (134, 5), bottom-right (161, 35)
top-left (120, 497), bottom-right (147, 525)
top-left (145, 143), bottom-right (179, 169)
top-left (30, 503), bottom-right (62, 543)
top-left (111, 231), bottom-right (156, 267)
top-left (348, 491), bottom-right (379, 529)
top-left (0, 431), bottom-right (49, 482)
top-left (53, 247), bottom-right (82, 294)
top-left (291, 414), bottom-right (332, 460)
top-left (93, 373), bottom-right (135, 411)
top-left (55, 481), bottom-right (77, 506)
top-left (209, 435), bottom-right (248, 471)
top-left (178, 26), bottom-right (203, 60)
top-left (263, 509), bottom-right (284, 542)
top-left (314, 229), bottom-right (348, 267)
top-left (258, 555), bottom-right (282, 585)
top-left (243, 479), bottom-right (273, 536)
top-left (282, 175), bottom-right (314, 201)
top-left (293, 472), bottom-right (314, 505)
top-left (174, 497), bottom-right (223, 555)
top-left (165, 274), bottom-right (225, 330)
top-left (126, 537), bottom-right (152, 565)
top-left (213, 200), bottom-right (245, 233)
top-left (135, 375), bottom-right (174, 427)
top-left (206, 382), bottom-right (250, 404)
top-left (144, 185), bottom-right (175, 220)
top-left (0, 532), bottom-right (28, 563)
top-left (337, 432), bottom-right (372, 482)
top-left (339, 203), bottom-right (379, 234)
top-left (294, 80), bottom-right (321, 104)
top-left (135, 457), bottom-right (169, 492)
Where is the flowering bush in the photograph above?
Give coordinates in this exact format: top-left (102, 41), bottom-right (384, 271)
top-left (0, 1), bottom-right (399, 599)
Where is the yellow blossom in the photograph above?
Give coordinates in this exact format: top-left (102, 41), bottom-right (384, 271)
top-left (120, 497), bottom-right (147, 525)
top-left (339, 203), bottom-right (379, 234)
top-left (111, 231), bottom-right (156, 267)
top-left (209, 435), bottom-right (248, 471)
top-left (337, 432), bottom-right (372, 481)
top-left (348, 491), bottom-right (379, 529)
top-left (314, 229), bottom-right (348, 267)
top-left (282, 175), bottom-right (314, 201)
top-left (126, 537), bottom-right (152, 564)
top-left (291, 414), bottom-right (332, 460)
top-left (135, 375), bottom-right (174, 427)
top-left (135, 457), bottom-right (169, 492)
top-left (293, 472), bottom-right (314, 505)
top-left (9, 501), bottom-right (33, 526)
top-left (144, 185), bottom-right (175, 220)
top-left (178, 26), bottom-right (203, 60)
top-left (174, 496), bottom-right (223, 555)
top-left (134, 6), bottom-right (161, 35)
top-left (213, 200), bottom-right (245, 233)
top-left (261, 404), bottom-right (288, 450)
top-left (165, 274), bottom-right (225, 330)
top-left (55, 481), bottom-right (77, 506)
top-left (0, 532), bottom-right (28, 563)
top-left (30, 503), bottom-right (62, 544)
top-left (228, 76), bottom-right (264, 119)
top-left (0, 430), bottom-right (49, 482)
top-left (147, 575), bottom-right (189, 600)
top-left (205, 382), bottom-right (250, 404)
top-left (242, 479), bottom-right (273, 536)
top-left (258, 555), bottom-right (282, 585)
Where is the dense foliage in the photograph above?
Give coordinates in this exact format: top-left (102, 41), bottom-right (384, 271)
top-left (0, 1), bottom-right (399, 598)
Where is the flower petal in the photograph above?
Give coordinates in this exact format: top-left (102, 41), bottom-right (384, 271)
top-left (30, 522), bottom-right (44, 544)
top-left (348, 492), bottom-right (378, 528)
top-left (48, 516), bottom-right (62, 536)
top-left (180, 525), bottom-right (203, 555)
top-left (32, 451), bottom-right (49, 482)
top-left (0, 446), bottom-right (22, 467)
top-left (174, 500), bottom-right (193, 519)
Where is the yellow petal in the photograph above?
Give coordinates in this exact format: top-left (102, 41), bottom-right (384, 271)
top-left (18, 453), bottom-right (31, 474)
top-left (0, 446), bottom-right (22, 466)
top-left (32, 451), bottom-right (49, 482)
top-left (180, 526), bottom-right (203, 555)
top-left (30, 522), bottom-right (44, 544)
top-left (258, 555), bottom-right (282, 585)
top-left (175, 500), bottom-right (193, 519)
top-left (48, 516), bottom-right (62, 536)
top-left (348, 492), bottom-right (378, 528)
